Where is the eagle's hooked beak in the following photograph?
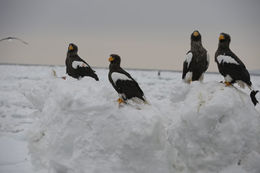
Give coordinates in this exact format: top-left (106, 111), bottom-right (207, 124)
top-left (219, 34), bottom-right (225, 40)
top-left (193, 31), bottom-right (199, 37)
top-left (109, 56), bottom-right (114, 62)
top-left (68, 45), bottom-right (73, 51)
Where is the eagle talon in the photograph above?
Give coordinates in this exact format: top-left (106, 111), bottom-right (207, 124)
top-left (117, 98), bottom-right (125, 104)
top-left (224, 81), bottom-right (232, 86)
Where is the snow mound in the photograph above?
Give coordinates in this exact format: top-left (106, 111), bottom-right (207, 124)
top-left (167, 82), bottom-right (260, 173)
top-left (27, 78), bottom-right (260, 173)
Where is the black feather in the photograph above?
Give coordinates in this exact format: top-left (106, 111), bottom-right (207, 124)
top-left (182, 31), bottom-right (208, 82)
top-left (215, 33), bottom-right (257, 106)
top-left (115, 79), bottom-right (145, 101)
top-left (182, 61), bottom-right (189, 79)
top-left (215, 33), bottom-right (251, 86)
top-left (108, 54), bottom-right (145, 102)
top-left (66, 43), bottom-right (99, 81)
top-left (250, 90), bottom-right (259, 106)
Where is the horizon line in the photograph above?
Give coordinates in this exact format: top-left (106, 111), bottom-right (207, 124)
top-left (1, 62), bottom-right (260, 76)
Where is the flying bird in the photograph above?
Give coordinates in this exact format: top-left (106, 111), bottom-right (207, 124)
top-left (65, 43), bottom-right (99, 81)
top-left (182, 30), bottom-right (209, 83)
top-left (215, 33), bottom-right (258, 105)
top-left (0, 37), bottom-right (29, 45)
top-left (108, 54), bottom-right (146, 104)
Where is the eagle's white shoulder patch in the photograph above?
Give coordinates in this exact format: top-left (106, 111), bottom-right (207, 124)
top-left (72, 61), bottom-right (87, 69)
top-left (185, 52), bottom-right (193, 67)
top-left (207, 53), bottom-right (210, 63)
top-left (111, 72), bottom-right (132, 84)
top-left (217, 55), bottom-right (239, 65)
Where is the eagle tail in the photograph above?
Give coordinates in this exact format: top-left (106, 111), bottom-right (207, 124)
top-left (78, 67), bottom-right (99, 81)
top-left (87, 68), bottom-right (99, 81)
top-left (92, 73), bottom-right (99, 81)
top-left (250, 90), bottom-right (259, 106)
top-left (87, 70), bottom-right (99, 81)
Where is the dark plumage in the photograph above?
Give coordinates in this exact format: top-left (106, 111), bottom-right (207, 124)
top-left (215, 33), bottom-right (258, 105)
top-left (182, 30), bottom-right (209, 83)
top-left (108, 54), bottom-right (146, 104)
top-left (65, 43), bottom-right (99, 81)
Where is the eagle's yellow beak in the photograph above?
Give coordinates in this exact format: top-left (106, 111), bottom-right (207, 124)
top-left (109, 57), bottom-right (114, 62)
top-left (68, 45), bottom-right (73, 51)
top-left (219, 34), bottom-right (225, 40)
top-left (193, 31), bottom-right (199, 37)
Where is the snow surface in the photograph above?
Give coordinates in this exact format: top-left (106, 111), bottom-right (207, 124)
top-left (1, 65), bottom-right (260, 173)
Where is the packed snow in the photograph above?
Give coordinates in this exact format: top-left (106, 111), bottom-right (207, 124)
top-left (0, 65), bottom-right (260, 173)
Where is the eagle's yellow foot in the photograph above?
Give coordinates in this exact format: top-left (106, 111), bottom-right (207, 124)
top-left (117, 98), bottom-right (124, 104)
top-left (224, 81), bottom-right (232, 86)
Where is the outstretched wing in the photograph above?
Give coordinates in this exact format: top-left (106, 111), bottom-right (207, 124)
top-left (12, 37), bottom-right (29, 45)
top-left (0, 38), bottom-right (9, 42)
top-left (0, 37), bottom-right (28, 45)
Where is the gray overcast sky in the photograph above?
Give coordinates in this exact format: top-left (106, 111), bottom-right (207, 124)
top-left (0, 0), bottom-right (260, 71)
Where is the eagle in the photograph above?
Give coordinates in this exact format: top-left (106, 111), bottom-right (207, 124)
top-left (182, 30), bottom-right (209, 83)
top-left (65, 43), bottom-right (99, 81)
top-left (215, 33), bottom-right (258, 105)
top-left (108, 54), bottom-right (146, 104)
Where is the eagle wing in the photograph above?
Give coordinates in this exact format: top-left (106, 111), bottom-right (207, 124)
top-left (182, 52), bottom-right (192, 79)
top-left (216, 54), bottom-right (250, 84)
top-left (111, 72), bottom-right (144, 100)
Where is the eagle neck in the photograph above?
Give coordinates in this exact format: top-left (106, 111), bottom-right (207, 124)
top-left (67, 51), bottom-right (77, 57)
top-left (109, 64), bottom-right (121, 71)
top-left (218, 43), bottom-right (230, 52)
top-left (191, 41), bottom-right (203, 52)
